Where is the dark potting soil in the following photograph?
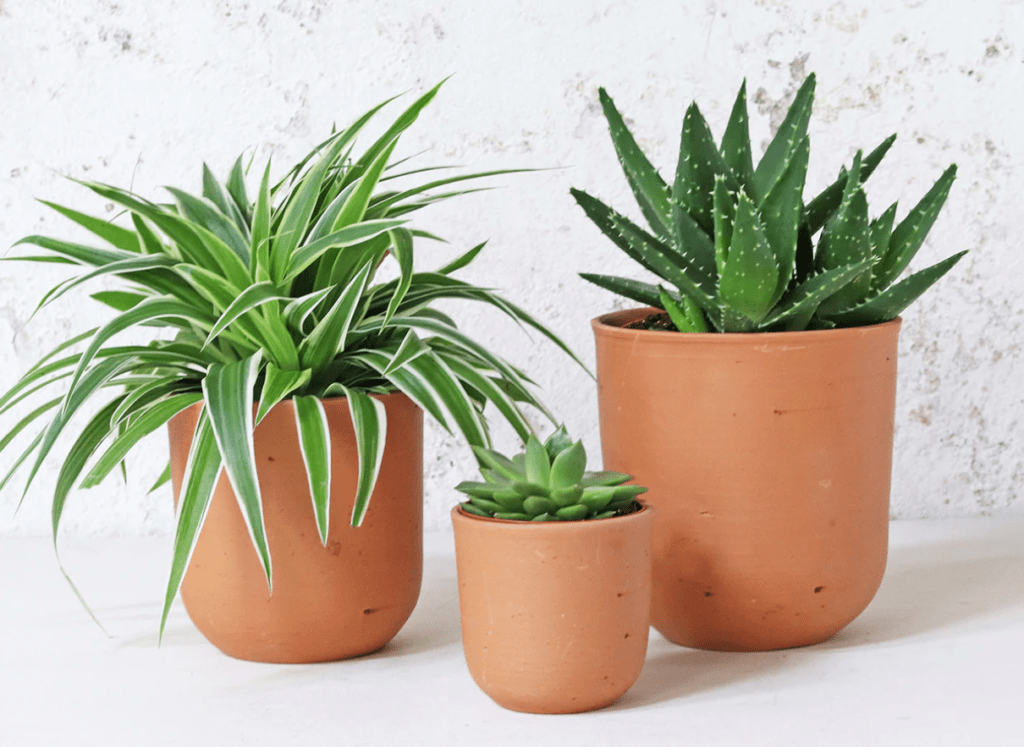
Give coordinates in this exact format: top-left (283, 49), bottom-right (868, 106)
top-left (624, 312), bottom-right (676, 331)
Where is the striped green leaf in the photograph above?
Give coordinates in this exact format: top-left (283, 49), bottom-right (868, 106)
top-left (339, 387), bottom-right (387, 527)
top-left (293, 395), bottom-right (331, 543)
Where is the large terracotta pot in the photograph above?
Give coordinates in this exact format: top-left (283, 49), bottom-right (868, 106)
top-left (593, 308), bottom-right (900, 652)
top-left (167, 393), bottom-right (423, 663)
top-left (451, 504), bottom-right (653, 714)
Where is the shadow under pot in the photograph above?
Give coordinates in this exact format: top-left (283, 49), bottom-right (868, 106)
top-left (451, 503), bottom-right (654, 714)
top-left (592, 308), bottom-right (900, 652)
top-left (167, 393), bottom-right (423, 663)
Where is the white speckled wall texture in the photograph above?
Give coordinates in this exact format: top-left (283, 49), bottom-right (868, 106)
top-left (1, 1), bottom-right (1021, 535)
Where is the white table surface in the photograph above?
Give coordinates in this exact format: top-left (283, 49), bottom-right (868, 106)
top-left (2, 517), bottom-right (1023, 746)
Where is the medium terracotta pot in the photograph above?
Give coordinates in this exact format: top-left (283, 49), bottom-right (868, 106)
top-left (167, 393), bottom-right (423, 663)
top-left (593, 308), bottom-right (900, 652)
top-left (451, 504), bottom-right (653, 714)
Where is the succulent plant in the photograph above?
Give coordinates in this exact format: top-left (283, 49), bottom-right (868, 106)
top-left (573, 74), bottom-right (967, 332)
top-left (456, 426), bottom-right (646, 521)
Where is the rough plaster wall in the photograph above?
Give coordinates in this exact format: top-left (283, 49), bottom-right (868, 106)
top-left (0, 0), bottom-right (1021, 536)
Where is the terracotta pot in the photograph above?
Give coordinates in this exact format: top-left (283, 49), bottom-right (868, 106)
top-left (167, 393), bottom-right (423, 663)
top-left (593, 308), bottom-right (900, 652)
top-left (451, 504), bottom-right (653, 714)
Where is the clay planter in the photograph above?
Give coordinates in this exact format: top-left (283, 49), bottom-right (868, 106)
top-left (593, 308), bottom-right (901, 652)
top-left (451, 504), bottom-right (653, 714)
top-left (167, 393), bottom-right (423, 663)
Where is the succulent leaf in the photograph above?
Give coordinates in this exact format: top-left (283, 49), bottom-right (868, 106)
top-left (551, 486), bottom-right (584, 507)
top-left (821, 250), bottom-right (967, 327)
top-left (512, 481), bottom-right (549, 498)
top-left (597, 88), bottom-right (673, 238)
top-left (556, 505), bottom-right (590, 521)
top-left (717, 192), bottom-right (778, 325)
top-left (580, 273), bottom-right (665, 309)
top-left (719, 80), bottom-right (756, 196)
top-left (674, 103), bottom-right (742, 235)
top-left (713, 176), bottom-right (735, 277)
top-left (543, 425), bottom-right (574, 461)
top-left (875, 165), bottom-right (957, 289)
top-left (524, 434), bottom-right (551, 487)
top-left (869, 201), bottom-right (899, 267)
top-left (549, 440), bottom-right (586, 490)
top-left (759, 258), bottom-right (874, 331)
top-left (759, 135), bottom-right (810, 306)
top-left (581, 471), bottom-right (633, 487)
top-left (805, 134), bottom-right (897, 234)
top-left (523, 495), bottom-right (559, 516)
top-left (752, 74), bottom-right (815, 202)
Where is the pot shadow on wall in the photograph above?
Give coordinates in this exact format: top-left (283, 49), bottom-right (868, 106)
top-left (819, 519), bottom-right (1024, 649)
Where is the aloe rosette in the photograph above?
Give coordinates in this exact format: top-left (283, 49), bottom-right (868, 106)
top-left (573, 74), bottom-right (966, 332)
top-left (457, 426), bottom-right (646, 521)
top-left (0, 82), bottom-right (582, 633)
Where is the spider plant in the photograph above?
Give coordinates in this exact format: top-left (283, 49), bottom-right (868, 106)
top-left (0, 81), bottom-right (581, 635)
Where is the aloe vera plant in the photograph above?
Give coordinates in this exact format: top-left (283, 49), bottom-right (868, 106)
top-left (457, 426), bottom-right (646, 521)
top-left (0, 82), bottom-right (582, 634)
top-left (573, 74), bottom-right (966, 332)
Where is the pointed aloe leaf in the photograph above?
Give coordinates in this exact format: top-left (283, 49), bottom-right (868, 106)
top-left (674, 101), bottom-right (741, 235)
top-left (752, 74), bottom-right (815, 202)
top-left (816, 160), bottom-right (874, 315)
top-left (80, 393), bottom-right (204, 489)
top-left (713, 176), bottom-right (735, 278)
top-left (719, 80), bottom-right (756, 195)
top-left (806, 133), bottom-right (897, 234)
top-left (759, 135), bottom-right (809, 305)
top-left (382, 227), bottom-right (415, 328)
top-left (160, 409), bottom-right (221, 640)
top-left (38, 200), bottom-right (141, 253)
top-left (204, 282), bottom-right (289, 349)
top-left (870, 201), bottom-right (899, 266)
top-left (609, 213), bottom-right (717, 312)
top-left (717, 192), bottom-right (778, 324)
top-left (579, 273), bottom-right (663, 308)
top-left (759, 259), bottom-right (875, 330)
top-left (293, 395), bottom-right (331, 543)
top-left (659, 286), bottom-right (707, 333)
top-left (339, 387), bottom-right (387, 527)
top-left (299, 260), bottom-right (373, 370)
top-left (256, 363), bottom-right (311, 424)
top-left (823, 251), bottom-right (967, 327)
top-left (876, 165), bottom-right (957, 289)
top-left (597, 88), bottom-right (672, 237)
top-left (670, 197), bottom-right (718, 294)
top-left (201, 352), bottom-right (272, 591)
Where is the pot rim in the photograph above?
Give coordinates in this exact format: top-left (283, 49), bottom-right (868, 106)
top-left (592, 307), bottom-right (901, 343)
top-left (451, 501), bottom-right (650, 528)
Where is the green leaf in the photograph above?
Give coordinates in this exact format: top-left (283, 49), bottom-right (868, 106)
top-left (752, 74), bottom-right (815, 202)
top-left (438, 353), bottom-right (532, 442)
top-left (875, 164), bottom-right (957, 289)
top-left (166, 186), bottom-right (250, 266)
top-left (759, 135), bottom-right (809, 305)
top-left (815, 153), bottom-right (874, 314)
top-left (471, 445), bottom-right (522, 482)
top-left (555, 504), bottom-right (589, 521)
top-left (822, 251), bottom-right (967, 327)
top-left (869, 201), bottom-right (899, 266)
top-left (34, 254), bottom-right (176, 313)
top-left (299, 260), bottom-right (373, 370)
top-left (659, 286), bottom-right (707, 333)
top-left (758, 259), bottom-right (875, 330)
top-left (282, 218), bottom-right (407, 284)
top-left (38, 200), bottom-right (141, 253)
top-left (226, 155), bottom-right (253, 225)
top-left (382, 227), bottom-right (415, 327)
top-left (524, 434), bottom-right (551, 487)
top-left (338, 387), bottom-right (388, 527)
top-left (201, 352), bottom-right (272, 591)
top-left (256, 363), bottom-right (311, 424)
top-left (381, 329), bottom-right (430, 377)
top-left (251, 160), bottom-right (273, 280)
top-left (549, 440), bottom-right (586, 490)
top-left (717, 192), bottom-right (778, 326)
top-left (805, 133), bottom-right (897, 235)
top-left (12, 234), bottom-right (134, 266)
top-left (674, 101), bottom-right (741, 235)
top-left (80, 393), bottom-right (203, 489)
top-left (160, 409), bottom-right (221, 640)
top-left (91, 291), bottom-right (146, 312)
top-left (437, 241), bottom-right (486, 275)
top-left (597, 88), bottom-right (672, 238)
top-left (293, 395), bottom-right (331, 543)
top-left (712, 176), bottom-right (735, 278)
top-left (204, 282), bottom-right (289, 349)
top-left (719, 80), bottom-right (755, 195)
top-left (149, 462), bottom-right (172, 494)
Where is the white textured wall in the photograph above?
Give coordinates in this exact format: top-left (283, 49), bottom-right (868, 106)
top-left (1, 0), bottom-right (1021, 536)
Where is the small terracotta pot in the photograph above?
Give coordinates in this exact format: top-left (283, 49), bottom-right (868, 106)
top-left (167, 393), bottom-right (423, 663)
top-left (593, 308), bottom-right (900, 652)
top-left (451, 504), bottom-right (653, 714)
